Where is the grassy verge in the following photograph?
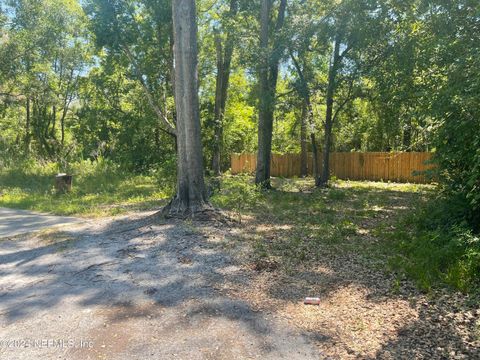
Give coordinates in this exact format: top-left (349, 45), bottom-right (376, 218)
top-left (2, 165), bottom-right (476, 294)
top-left (0, 159), bottom-right (174, 217)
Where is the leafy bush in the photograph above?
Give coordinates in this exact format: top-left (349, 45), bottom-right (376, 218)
top-left (391, 197), bottom-right (480, 293)
top-left (433, 115), bottom-right (480, 231)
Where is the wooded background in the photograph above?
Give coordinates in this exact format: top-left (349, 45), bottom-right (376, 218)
top-left (231, 152), bottom-right (433, 183)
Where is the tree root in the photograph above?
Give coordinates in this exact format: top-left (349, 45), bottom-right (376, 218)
top-left (159, 198), bottom-right (234, 224)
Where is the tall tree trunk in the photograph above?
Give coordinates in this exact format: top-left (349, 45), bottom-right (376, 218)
top-left (255, 0), bottom-right (272, 187)
top-left (52, 105), bottom-right (56, 137)
top-left (61, 113), bottom-right (65, 145)
top-left (318, 36), bottom-right (341, 187)
top-left (306, 93), bottom-right (320, 181)
top-left (255, 0), bottom-right (287, 188)
top-left (25, 98), bottom-right (31, 152)
top-left (311, 127), bottom-right (319, 180)
top-left (211, 0), bottom-right (237, 176)
top-left (212, 30), bottom-right (224, 176)
top-left (164, 0), bottom-right (208, 217)
top-left (300, 100), bottom-right (308, 177)
top-left (290, 51), bottom-right (320, 181)
top-left (403, 116), bottom-right (412, 149)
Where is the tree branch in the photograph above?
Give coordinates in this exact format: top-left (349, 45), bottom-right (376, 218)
top-left (122, 45), bottom-right (176, 137)
top-left (332, 79), bottom-right (355, 124)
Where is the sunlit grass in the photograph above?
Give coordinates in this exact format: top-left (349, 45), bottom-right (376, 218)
top-left (0, 160), bottom-right (173, 217)
top-left (212, 176), bottom-right (433, 262)
top-left (4, 167), bottom-right (474, 293)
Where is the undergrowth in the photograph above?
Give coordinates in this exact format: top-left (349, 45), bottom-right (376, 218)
top-left (213, 176), bottom-right (424, 271)
top-left (388, 195), bottom-right (480, 294)
top-left (0, 158), bottom-right (174, 216)
top-left (214, 176), bottom-right (478, 294)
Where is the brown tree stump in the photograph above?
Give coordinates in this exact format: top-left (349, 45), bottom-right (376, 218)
top-left (55, 174), bottom-right (72, 193)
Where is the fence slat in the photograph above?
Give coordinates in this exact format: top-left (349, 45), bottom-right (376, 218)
top-left (231, 152), bottom-right (434, 183)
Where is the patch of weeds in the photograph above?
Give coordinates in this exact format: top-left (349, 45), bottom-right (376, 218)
top-left (388, 196), bottom-right (480, 293)
top-left (0, 159), bottom-right (173, 217)
top-left (352, 198), bottom-right (367, 210)
top-left (211, 175), bottom-right (263, 222)
top-left (253, 238), bottom-right (268, 258)
top-left (252, 238), bottom-right (280, 272)
top-left (327, 188), bottom-right (348, 201)
top-left (337, 220), bottom-right (358, 236)
top-left (390, 277), bottom-right (401, 295)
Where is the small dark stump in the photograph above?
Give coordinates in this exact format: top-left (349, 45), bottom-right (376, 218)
top-left (55, 173), bottom-right (73, 193)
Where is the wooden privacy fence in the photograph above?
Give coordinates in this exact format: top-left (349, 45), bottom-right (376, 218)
top-left (231, 152), bottom-right (434, 183)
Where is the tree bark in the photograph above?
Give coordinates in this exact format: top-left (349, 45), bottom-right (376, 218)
top-left (52, 105), bottom-right (56, 136)
top-left (300, 100), bottom-right (308, 177)
top-left (403, 116), bottom-right (412, 149)
top-left (61, 109), bottom-right (65, 145)
top-left (305, 93), bottom-right (320, 181)
top-left (318, 36), bottom-right (341, 187)
top-left (255, 0), bottom-right (287, 188)
top-left (25, 98), bottom-right (31, 152)
top-left (164, 0), bottom-right (209, 217)
top-left (212, 30), bottom-right (225, 176)
top-left (211, 0), bottom-right (237, 176)
top-left (290, 51), bottom-right (320, 181)
top-left (255, 0), bottom-right (272, 187)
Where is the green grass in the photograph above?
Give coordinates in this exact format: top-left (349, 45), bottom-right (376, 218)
top-left (213, 176), bottom-right (479, 294)
top-left (387, 197), bottom-right (480, 294)
top-left (211, 176), bottom-right (479, 294)
top-left (0, 159), bottom-right (174, 217)
top-left (212, 175), bottom-right (434, 273)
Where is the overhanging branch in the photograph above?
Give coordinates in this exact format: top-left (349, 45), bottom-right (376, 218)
top-left (123, 45), bottom-right (176, 137)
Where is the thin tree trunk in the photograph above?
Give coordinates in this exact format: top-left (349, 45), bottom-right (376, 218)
top-left (211, 0), bottom-right (237, 176)
top-left (290, 51), bottom-right (320, 181)
top-left (212, 30), bottom-right (224, 176)
top-left (306, 93), bottom-right (320, 181)
top-left (318, 36), bottom-right (341, 187)
top-left (60, 93), bottom-right (73, 148)
top-left (25, 98), bottom-right (31, 152)
top-left (61, 111), bottom-right (65, 145)
top-left (300, 100), bottom-right (308, 177)
top-left (403, 116), bottom-right (412, 149)
top-left (255, 0), bottom-right (287, 188)
top-left (164, 0), bottom-right (208, 217)
top-left (311, 129), bottom-right (319, 180)
top-left (52, 105), bottom-right (56, 137)
top-left (123, 45), bottom-right (176, 136)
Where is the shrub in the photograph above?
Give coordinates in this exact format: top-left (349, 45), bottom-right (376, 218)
top-left (391, 196), bottom-right (480, 293)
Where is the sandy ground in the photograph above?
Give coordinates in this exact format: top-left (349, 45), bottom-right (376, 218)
top-left (0, 213), bottom-right (320, 360)
top-left (0, 208), bottom-right (478, 360)
top-left (0, 208), bottom-right (82, 238)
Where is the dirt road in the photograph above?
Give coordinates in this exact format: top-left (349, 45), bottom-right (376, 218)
top-left (0, 207), bottom-right (82, 239)
top-left (0, 213), bottom-right (321, 360)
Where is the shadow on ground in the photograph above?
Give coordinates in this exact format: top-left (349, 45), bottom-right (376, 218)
top-left (0, 213), bottom-right (321, 359)
top-left (222, 182), bottom-right (479, 359)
